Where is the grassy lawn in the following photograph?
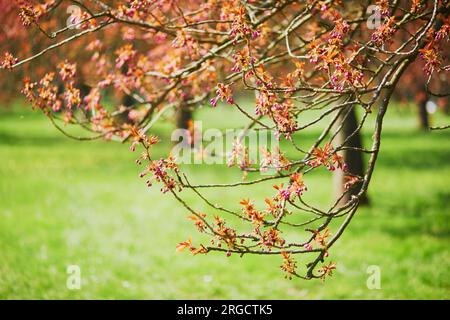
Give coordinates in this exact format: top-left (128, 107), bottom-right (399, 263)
top-left (0, 102), bottom-right (449, 299)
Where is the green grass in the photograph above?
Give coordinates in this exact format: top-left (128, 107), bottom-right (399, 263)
top-left (0, 102), bottom-right (449, 299)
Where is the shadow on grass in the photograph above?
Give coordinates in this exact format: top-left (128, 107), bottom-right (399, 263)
top-left (377, 148), bottom-right (450, 170)
top-left (364, 190), bottom-right (450, 239)
top-left (0, 131), bottom-right (65, 146)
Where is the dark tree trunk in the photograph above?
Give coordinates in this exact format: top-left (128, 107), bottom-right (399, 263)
top-left (114, 94), bottom-right (134, 124)
top-left (417, 98), bottom-right (430, 131)
top-left (123, 94), bottom-right (134, 108)
top-left (176, 104), bottom-right (193, 131)
top-left (79, 83), bottom-right (91, 97)
top-left (175, 103), bottom-right (194, 147)
top-left (333, 107), bottom-right (369, 206)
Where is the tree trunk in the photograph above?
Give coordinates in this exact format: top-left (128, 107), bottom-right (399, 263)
top-left (79, 83), bottom-right (91, 97)
top-left (417, 98), bottom-right (429, 131)
top-left (413, 88), bottom-right (429, 131)
top-left (176, 104), bottom-right (193, 131)
top-left (114, 94), bottom-right (134, 124)
top-left (175, 103), bottom-right (194, 147)
top-left (333, 107), bottom-right (369, 206)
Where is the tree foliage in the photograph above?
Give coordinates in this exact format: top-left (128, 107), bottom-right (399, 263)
top-left (1, 0), bottom-right (449, 280)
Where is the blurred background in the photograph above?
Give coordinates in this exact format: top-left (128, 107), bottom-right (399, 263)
top-left (0, 96), bottom-right (449, 299)
top-left (0, 1), bottom-right (449, 300)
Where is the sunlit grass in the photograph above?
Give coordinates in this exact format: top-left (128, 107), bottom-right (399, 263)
top-left (0, 103), bottom-right (449, 299)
